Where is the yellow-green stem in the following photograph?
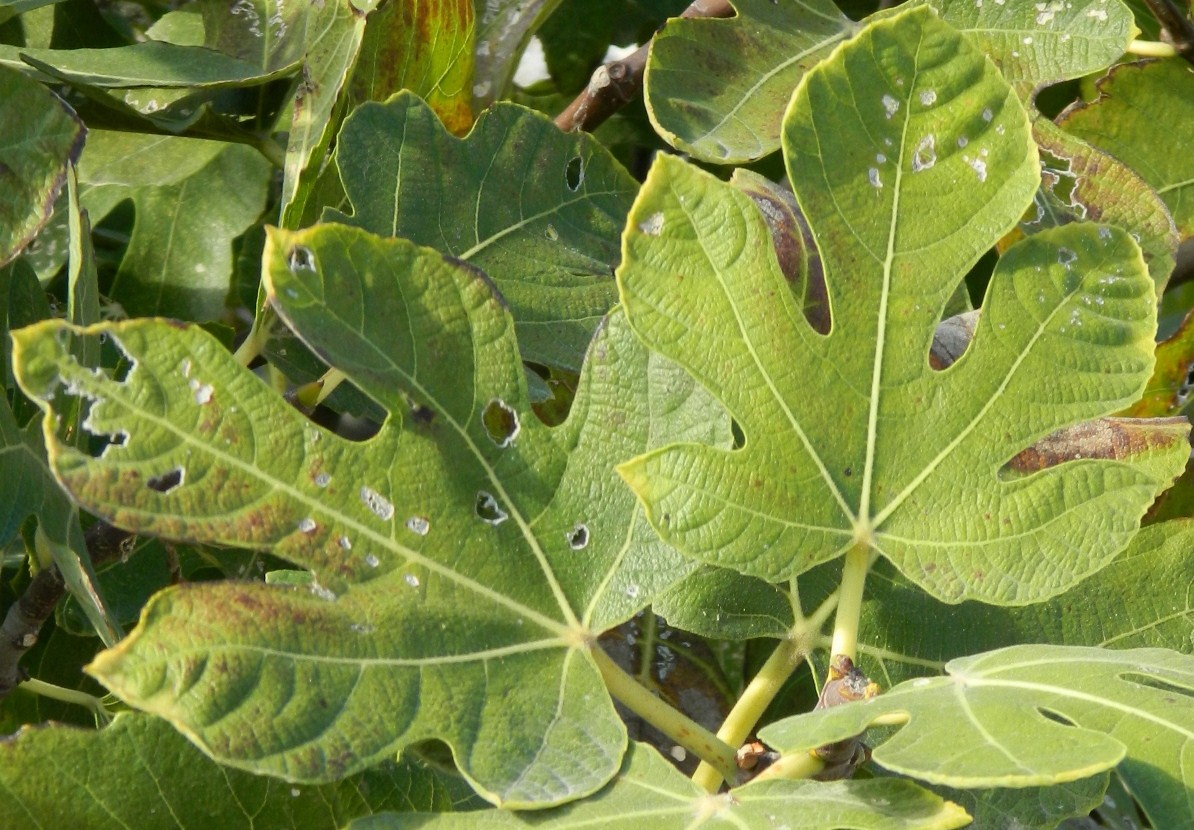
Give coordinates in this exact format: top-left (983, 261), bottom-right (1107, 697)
top-left (691, 634), bottom-right (812, 792)
top-left (233, 321), bottom-right (269, 367)
top-left (295, 368), bottom-right (348, 409)
top-left (590, 645), bottom-right (739, 787)
top-left (20, 679), bottom-right (112, 724)
top-left (1126, 38), bottom-right (1179, 57)
top-left (752, 750), bottom-right (825, 783)
top-left (829, 543), bottom-right (872, 661)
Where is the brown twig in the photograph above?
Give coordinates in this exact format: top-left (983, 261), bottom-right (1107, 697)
top-left (1143, 0), bottom-right (1194, 63)
top-left (554, 0), bottom-right (736, 134)
top-left (0, 521), bottom-right (133, 702)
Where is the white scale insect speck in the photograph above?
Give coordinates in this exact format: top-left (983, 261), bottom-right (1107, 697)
top-left (957, 136), bottom-right (969, 148)
top-left (338, 536), bottom-right (352, 549)
top-left (404, 574), bottom-right (420, 588)
top-left (188, 378), bottom-right (214, 405)
top-left (405, 516), bottom-right (430, 536)
top-left (875, 153), bottom-right (886, 163)
top-left (360, 486), bottom-right (395, 521)
top-left (314, 472), bottom-right (331, 487)
top-left (365, 553), bottom-right (380, 567)
top-left (297, 517), bottom-right (317, 533)
top-left (982, 108), bottom-right (994, 122)
top-left (881, 94), bottom-right (899, 119)
top-left (919, 89), bottom-right (937, 106)
top-left (180, 358), bottom-right (191, 377)
top-left (867, 168), bottom-right (883, 189)
top-left (1087, 8), bottom-right (1107, 20)
top-left (966, 156), bottom-right (988, 182)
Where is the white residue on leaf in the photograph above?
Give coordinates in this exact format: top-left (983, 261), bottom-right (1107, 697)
top-left (1023, 36), bottom-right (1033, 45)
top-left (919, 89), bottom-right (937, 107)
top-left (1087, 8), bottom-right (1107, 20)
top-left (297, 517), bottom-right (317, 534)
top-left (360, 486), bottom-right (395, 521)
top-left (982, 107), bottom-right (994, 122)
top-left (639, 212), bottom-right (664, 236)
top-left (965, 155), bottom-right (988, 182)
top-left (405, 516), bottom-right (430, 536)
top-left (995, 124), bottom-right (1005, 135)
top-left (473, 80), bottom-right (492, 98)
top-left (881, 94), bottom-right (900, 119)
top-left (626, 584), bottom-right (640, 599)
top-left (867, 167), bottom-right (883, 189)
top-left (310, 582), bottom-right (337, 601)
top-left (911, 134), bottom-right (936, 172)
top-left (957, 136), bottom-right (969, 148)
top-left (180, 358), bottom-right (191, 378)
top-left (1098, 226), bottom-right (1113, 240)
top-left (404, 573), bottom-right (420, 588)
top-left (189, 378), bottom-right (214, 405)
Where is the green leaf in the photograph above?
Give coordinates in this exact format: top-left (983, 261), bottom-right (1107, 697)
top-left (759, 645), bottom-right (1194, 828)
top-left (1123, 310), bottom-right (1194, 417)
top-left (471, 0), bottom-right (562, 108)
top-left (927, 0), bottom-right (1136, 97)
top-left (11, 224), bottom-right (724, 807)
top-left (0, 41), bottom-right (294, 87)
top-left (616, 6), bottom-right (1189, 605)
top-left (1018, 117), bottom-right (1177, 293)
top-left (0, 63), bottom-right (84, 267)
top-left (329, 91), bottom-right (638, 371)
top-left (347, 0), bottom-right (474, 134)
top-left (837, 520), bottom-right (1194, 689)
top-left (349, 742), bottom-right (971, 829)
top-left (932, 774), bottom-right (1108, 830)
top-left (0, 713), bottom-right (478, 829)
top-left (1060, 58), bottom-right (1194, 242)
top-left (644, 0), bottom-right (855, 164)
top-left (75, 130), bottom-right (271, 319)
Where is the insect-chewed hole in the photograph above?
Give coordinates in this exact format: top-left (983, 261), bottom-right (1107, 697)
top-left (482, 398), bottom-right (520, 447)
top-left (1036, 708), bottom-right (1076, 727)
top-left (566, 523), bottom-right (589, 550)
top-left (147, 467), bottom-right (184, 494)
top-left (287, 246), bottom-right (316, 273)
top-left (730, 419), bottom-right (746, 450)
top-left (475, 491), bottom-right (508, 525)
top-left (565, 155), bottom-right (583, 191)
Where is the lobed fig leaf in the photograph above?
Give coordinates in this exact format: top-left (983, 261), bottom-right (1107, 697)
top-left (616, 6), bottom-right (1190, 605)
top-left (11, 223), bottom-right (724, 808)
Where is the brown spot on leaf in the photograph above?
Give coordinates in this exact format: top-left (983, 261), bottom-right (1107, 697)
top-left (1006, 417), bottom-right (1191, 475)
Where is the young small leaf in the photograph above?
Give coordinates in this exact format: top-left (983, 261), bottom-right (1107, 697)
top-left (617, 6), bottom-right (1189, 605)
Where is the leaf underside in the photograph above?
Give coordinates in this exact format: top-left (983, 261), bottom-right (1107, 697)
top-left (616, 5), bottom-right (1189, 606)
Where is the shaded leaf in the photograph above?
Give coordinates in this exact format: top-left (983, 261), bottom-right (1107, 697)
top-left (0, 713), bottom-right (478, 829)
top-left (0, 41), bottom-right (294, 87)
top-left (349, 741), bottom-right (971, 829)
top-left (760, 645), bottom-right (1194, 828)
top-left (617, 6), bottom-right (1188, 605)
top-left (644, 0), bottom-right (855, 164)
top-left (76, 130), bottom-right (271, 320)
top-left (0, 63), bottom-right (84, 267)
top-left (11, 225), bottom-right (724, 807)
top-left (933, 774), bottom-right (1109, 830)
top-left (1121, 308), bottom-right (1194, 417)
top-left (348, 0), bottom-right (474, 133)
top-left (1060, 58), bottom-right (1194, 242)
top-left (1010, 117), bottom-right (1178, 292)
top-left (329, 91), bottom-right (637, 371)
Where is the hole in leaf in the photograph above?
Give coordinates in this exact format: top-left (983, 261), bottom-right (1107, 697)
top-left (1123, 670), bottom-right (1194, 700)
top-left (146, 467), bottom-right (184, 493)
top-left (565, 156), bottom-right (583, 191)
top-left (287, 246), bottom-right (317, 272)
top-left (482, 398), bottom-right (520, 447)
top-left (475, 491), bottom-right (508, 525)
top-left (731, 419), bottom-right (746, 450)
top-left (566, 523), bottom-right (589, 550)
top-left (929, 310), bottom-right (979, 371)
top-left (1037, 708), bottom-right (1076, 727)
